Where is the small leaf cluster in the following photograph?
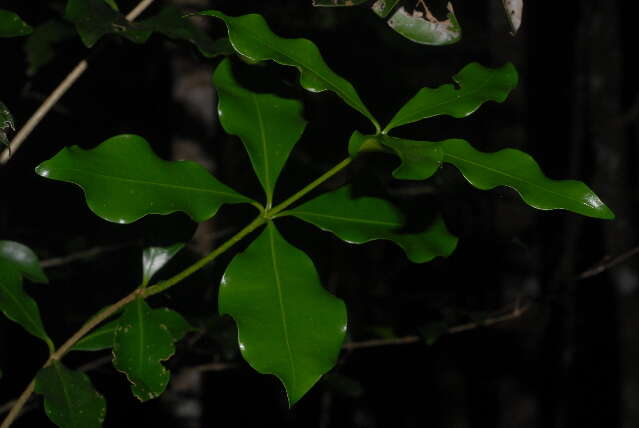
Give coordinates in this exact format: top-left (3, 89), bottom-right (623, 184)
top-left (0, 3), bottom-right (613, 427)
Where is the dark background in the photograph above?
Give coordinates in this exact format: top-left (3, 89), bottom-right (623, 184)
top-left (1, 0), bottom-right (637, 427)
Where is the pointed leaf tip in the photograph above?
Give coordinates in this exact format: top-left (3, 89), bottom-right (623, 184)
top-left (200, 10), bottom-right (379, 132)
top-left (384, 62), bottom-right (518, 132)
top-left (220, 223), bottom-right (347, 405)
top-left (36, 134), bottom-right (252, 224)
top-left (213, 59), bottom-right (307, 205)
top-left (441, 139), bottom-right (615, 219)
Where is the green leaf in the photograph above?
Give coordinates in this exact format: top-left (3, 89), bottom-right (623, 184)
top-left (213, 59), bottom-right (307, 206)
top-left (312, 0), bottom-right (370, 6)
top-left (142, 243), bottom-right (185, 287)
top-left (371, 0), bottom-right (401, 18)
top-left (0, 260), bottom-right (52, 348)
top-left (113, 299), bottom-right (175, 401)
top-left (72, 307), bottom-right (193, 352)
top-left (103, 0), bottom-right (119, 11)
top-left (220, 223), bottom-right (347, 406)
top-left (384, 62), bottom-right (518, 133)
top-left (65, 0), bottom-right (150, 48)
top-left (139, 6), bottom-right (232, 58)
top-left (35, 134), bottom-right (252, 224)
top-left (287, 186), bottom-right (457, 263)
top-left (0, 240), bottom-right (48, 284)
top-left (35, 361), bottom-right (106, 428)
top-left (200, 10), bottom-right (380, 133)
top-left (419, 321), bottom-right (448, 346)
top-left (152, 307), bottom-right (196, 342)
top-left (71, 318), bottom-right (119, 352)
top-left (24, 20), bottom-right (76, 76)
top-left (440, 139), bottom-right (615, 219)
top-left (1, 101), bottom-right (14, 149)
top-left (0, 9), bottom-right (33, 37)
top-left (348, 131), bottom-right (444, 180)
top-left (387, 3), bottom-right (461, 46)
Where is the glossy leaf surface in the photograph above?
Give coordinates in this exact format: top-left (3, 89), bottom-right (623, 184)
top-left (1, 101), bottom-right (14, 148)
top-left (142, 243), bottom-right (185, 287)
top-left (0, 9), bottom-right (32, 37)
top-left (220, 223), bottom-right (347, 405)
top-left (288, 186), bottom-right (457, 262)
top-left (387, 3), bottom-right (461, 46)
top-left (349, 131), bottom-right (443, 180)
top-left (441, 139), bottom-right (615, 219)
top-left (312, 0), bottom-right (370, 6)
top-left (65, 0), bottom-right (149, 48)
top-left (35, 361), bottom-right (106, 428)
top-left (384, 62), bottom-right (518, 132)
top-left (200, 10), bottom-right (380, 132)
top-left (213, 59), bottom-right (307, 206)
top-left (36, 134), bottom-right (251, 224)
top-left (371, 0), bottom-right (401, 17)
top-left (25, 20), bottom-right (75, 76)
top-left (0, 260), bottom-right (52, 347)
top-left (0, 240), bottom-right (48, 284)
top-left (72, 318), bottom-right (119, 352)
top-left (113, 299), bottom-right (175, 401)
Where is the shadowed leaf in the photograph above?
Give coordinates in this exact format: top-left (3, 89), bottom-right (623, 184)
top-left (220, 223), bottom-right (347, 406)
top-left (36, 134), bottom-right (252, 224)
top-left (384, 62), bottom-right (518, 132)
top-left (200, 10), bottom-right (380, 132)
top-left (25, 20), bottom-right (75, 75)
top-left (35, 361), bottom-right (106, 428)
top-left (0, 240), bottom-right (48, 284)
top-left (213, 58), bottom-right (307, 206)
top-left (288, 186), bottom-right (457, 262)
top-left (72, 318), bottom-right (119, 351)
top-left (0, 259), bottom-right (52, 348)
top-left (0, 9), bottom-right (33, 37)
top-left (312, 0), bottom-right (370, 6)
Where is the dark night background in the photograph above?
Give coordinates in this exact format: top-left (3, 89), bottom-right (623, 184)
top-left (1, 0), bottom-right (637, 427)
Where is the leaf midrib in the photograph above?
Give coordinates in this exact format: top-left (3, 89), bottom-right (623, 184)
top-left (292, 211), bottom-right (402, 228)
top-left (49, 167), bottom-right (242, 198)
top-left (390, 72), bottom-right (499, 129)
top-left (232, 16), bottom-right (367, 118)
top-left (268, 226), bottom-right (296, 390)
top-left (444, 151), bottom-right (595, 209)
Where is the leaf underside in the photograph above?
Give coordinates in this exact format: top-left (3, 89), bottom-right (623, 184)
top-left (288, 186), bottom-right (458, 262)
top-left (35, 361), bottom-right (107, 428)
top-left (35, 134), bottom-right (251, 224)
top-left (387, 3), bottom-right (461, 46)
top-left (220, 222), bottom-right (347, 406)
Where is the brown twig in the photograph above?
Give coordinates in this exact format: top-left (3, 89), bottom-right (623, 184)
top-left (577, 245), bottom-right (639, 279)
top-left (0, 0), bottom-right (156, 164)
top-left (343, 299), bottom-right (530, 351)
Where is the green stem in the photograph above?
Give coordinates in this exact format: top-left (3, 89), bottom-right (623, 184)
top-left (1, 156), bottom-right (353, 427)
top-left (268, 157), bottom-right (352, 218)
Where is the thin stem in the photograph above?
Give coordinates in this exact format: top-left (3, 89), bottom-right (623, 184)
top-left (0, 0), bottom-right (157, 165)
top-left (1, 156), bottom-right (353, 427)
top-left (268, 157), bottom-right (352, 218)
top-left (143, 215), bottom-right (266, 298)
